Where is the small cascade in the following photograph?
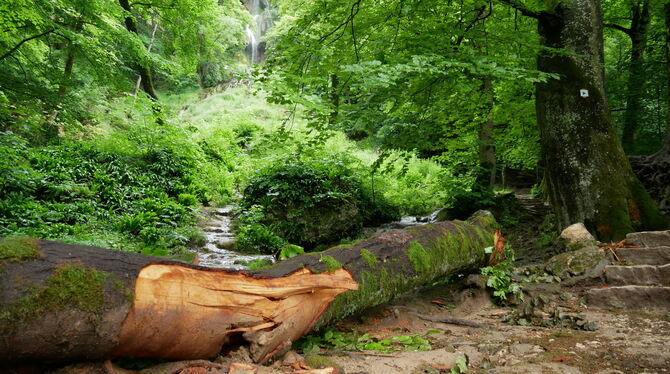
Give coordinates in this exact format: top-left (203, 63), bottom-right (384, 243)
top-left (196, 205), bottom-right (274, 269)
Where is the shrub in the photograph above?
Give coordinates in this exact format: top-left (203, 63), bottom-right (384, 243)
top-left (239, 154), bottom-right (399, 250)
top-left (0, 123), bottom-right (229, 256)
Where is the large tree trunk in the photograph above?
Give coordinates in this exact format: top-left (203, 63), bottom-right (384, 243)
top-left (534, 0), bottom-right (667, 240)
top-left (620, 0), bottom-right (651, 154)
top-left (0, 212), bottom-right (496, 367)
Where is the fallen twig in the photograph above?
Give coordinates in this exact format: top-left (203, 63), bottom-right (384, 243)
top-left (408, 312), bottom-right (487, 329)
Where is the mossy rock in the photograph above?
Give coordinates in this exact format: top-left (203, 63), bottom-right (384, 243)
top-left (545, 247), bottom-right (607, 279)
top-left (268, 199), bottom-right (361, 249)
top-left (0, 237), bottom-right (41, 263)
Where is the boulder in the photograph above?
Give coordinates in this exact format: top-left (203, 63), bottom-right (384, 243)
top-left (557, 223), bottom-right (596, 251)
top-left (545, 246), bottom-right (607, 279)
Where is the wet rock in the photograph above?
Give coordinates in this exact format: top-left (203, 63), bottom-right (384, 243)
top-left (432, 208), bottom-right (450, 222)
top-left (558, 223), bottom-right (596, 251)
top-left (216, 238), bottom-right (236, 250)
top-left (545, 247), bottom-right (607, 279)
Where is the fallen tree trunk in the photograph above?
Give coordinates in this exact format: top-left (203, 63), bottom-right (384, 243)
top-left (0, 211), bottom-right (496, 366)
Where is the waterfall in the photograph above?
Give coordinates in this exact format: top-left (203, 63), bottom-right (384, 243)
top-left (245, 25), bottom-right (258, 64)
top-left (243, 0), bottom-right (275, 64)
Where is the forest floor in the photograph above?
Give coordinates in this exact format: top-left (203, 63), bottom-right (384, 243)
top-left (279, 279), bottom-right (670, 374)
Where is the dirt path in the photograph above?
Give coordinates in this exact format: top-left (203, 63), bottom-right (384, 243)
top-left (314, 281), bottom-right (669, 374)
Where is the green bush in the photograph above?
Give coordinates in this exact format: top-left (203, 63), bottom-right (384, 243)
top-left (0, 122), bottom-right (232, 255)
top-left (239, 154), bottom-right (399, 250)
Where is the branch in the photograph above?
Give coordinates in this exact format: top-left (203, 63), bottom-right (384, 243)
top-left (497, 0), bottom-right (543, 19)
top-left (604, 23), bottom-right (633, 36)
top-left (0, 29), bottom-right (55, 61)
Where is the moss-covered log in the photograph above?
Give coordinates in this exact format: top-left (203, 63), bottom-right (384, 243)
top-left (0, 212), bottom-right (496, 367)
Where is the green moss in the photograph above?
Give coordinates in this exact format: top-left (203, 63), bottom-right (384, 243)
top-left (314, 218), bottom-right (498, 329)
top-left (247, 258), bottom-right (274, 270)
top-left (305, 355), bottom-right (344, 372)
top-left (0, 263), bottom-right (110, 332)
top-left (360, 248), bottom-right (377, 268)
top-left (320, 255), bottom-right (343, 271)
top-left (407, 241), bottom-right (431, 274)
top-left (0, 237), bottom-right (41, 263)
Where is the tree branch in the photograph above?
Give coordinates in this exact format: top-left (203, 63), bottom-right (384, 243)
top-left (497, 0), bottom-right (543, 19)
top-left (604, 23), bottom-right (632, 36)
top-left (0, 29), bottom-right (55, 61)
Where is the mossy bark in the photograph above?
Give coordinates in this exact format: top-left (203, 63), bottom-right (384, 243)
top-left (256, 211), bottom-right (497, 329)
top-left (534, 0), bottom-right (667, 241)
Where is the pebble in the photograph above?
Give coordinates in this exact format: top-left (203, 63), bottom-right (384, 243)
top-left (575, 343), bottom-right (586, 349)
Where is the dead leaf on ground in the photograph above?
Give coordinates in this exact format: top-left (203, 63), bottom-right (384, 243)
top-left (228, 362), bottom-right (257, 374)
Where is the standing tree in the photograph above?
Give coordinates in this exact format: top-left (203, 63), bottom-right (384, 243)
top-left (604, 0), bottom-right (652, 153)
top-left (499, 0), bottom-right (667, 240)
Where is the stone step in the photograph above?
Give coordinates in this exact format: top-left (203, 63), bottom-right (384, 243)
top-left (586, 285), bottom-right (670, 311)
top-left (616, 246), bottom-right (670, 266)
top-left (604, 264), bottom-right (670, 286)
top-left (625, 230), bottom-right (670, 248)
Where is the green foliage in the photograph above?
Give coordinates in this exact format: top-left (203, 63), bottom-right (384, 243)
top-left (279, 244), bottom-right (305, 260)
top-left (295, 328), bottom-right (432, 354)
top-left (0, 120), bottom-right (232, 255)
top-left (234, 205), bottom-right (287, 254)
top-left (481, 247), bottom-right (524, 304)
top-left (239, 155), bottom-right (399, 249)
top-left (451, 355), bottom-right (469, 373)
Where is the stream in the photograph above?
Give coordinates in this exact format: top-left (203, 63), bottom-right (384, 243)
top-left (196, 205), bottom-right (274, 269)
top-left (195, 206), bottom-right (442, 269)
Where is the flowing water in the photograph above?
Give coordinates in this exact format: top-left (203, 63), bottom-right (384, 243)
top-left (195, 206), bottom-right (442, 269)
top-left (196, 205), bottom-right (274, 269)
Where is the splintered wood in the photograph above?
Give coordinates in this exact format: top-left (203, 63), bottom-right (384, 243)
top-left (112, 265), bottom-right (357, 363)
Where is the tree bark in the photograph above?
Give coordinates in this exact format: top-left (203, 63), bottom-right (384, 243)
top-left (0, 212), bottom-right (496, 366)
top-left (118, 0), bottom-right (159, 101)
top-left (58, 21), bottom-right (84, 96)
top-left (608, 0), bottom-right (652, 154)
top-left (534, 0), bottom-right (667, 240)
